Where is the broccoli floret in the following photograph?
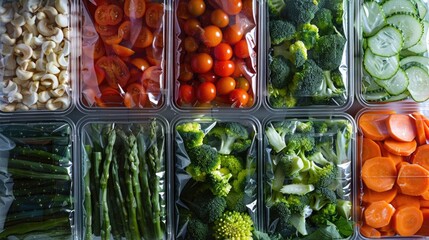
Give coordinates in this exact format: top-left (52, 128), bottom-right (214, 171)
top-left (270, 200), bottom-right (292, 231)
top-left (308, 151), bottom-right (330, 166)
top-left (177, 122), bottom-right (205, 149)
top-left (287, 134), bottom-right (315, 153)
top-left (190, 193), bottom-right (227, 223)
top-left (331, 70), bottom-right (344, 87)
top-left (186, 144), bottom-right (220, 181)
top-left (231, 139), bottom-right (252, 154)
top-left (312, 34), bottom-right (346, 71)
top-left (265, 122), bottom-right (288, 153)
top-left (226, 191), bottom-right (248, 212)
top-left (324, 0), bottom-right (344, 26)
top-left (269, 55), bottom-right (291, 88)
top-left (307, 161), bottom-right (336, 187)
top-left (283, 0), bottom-right (320, 25)
top-left (207, 122), bottom-right (250, 155)
top-left (268, 85), bottom-right (287, 108)
top-left (207, 170), bottom-right (232, 197)
top-left (289, 41), bottom-right (308, 68)
top-left (289, 60), bottom-right (324, 101)
top-left (309, 203), bottom-right (338, 226)
top-left (336, 199), bottom-right (352, 220)
top-left (272, 153), bottom-right (305, 192)
top-left (311, 8), bottom-right (334, 35)
top-left (310, 188), bottom-right (337, 210)
top-left (269, 20), bottom-right (296, 45)
top-left (297, 23), bottom-right (319, 50)
top-left (268, 0), bottom-right (286, 18)
top-left (296, 121), bottom-right (314, 133)
top-left (280, 183), bottom-right (315, 195)
top-left (213, 211), bottom-right (254, 240)
top-left (218, 154), bottom-right (243, 176)
top-left (232, 168), bottom-right (254, 192)
top-left (185, 218), bottom-right (209, 240)
top-left (314, 121), bottom-right (328, 134)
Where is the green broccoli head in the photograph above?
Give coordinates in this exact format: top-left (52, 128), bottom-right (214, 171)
top-left (231, 138), bottom-right (252, 154)
top-left (270, 200), bottom-right (292, 231)
top-left (287, 135), bottom-right (315, 153)
top-left (284, 194), bottom-right (311, 214)
top-left (269, 20), bottom-right (296, 45)
top-left (331, 70), bottom-right (344, 87)
top-left (191, 193), bottom-right (227, 223)
top-left (186, 144), bottom-right (220, 181)
top-left (177, 122), bottom-right (205, 149)
top-left (185, 218), bottom-right (209, 240)
top-left (309, 203), bottom-right (338, 226)
top-left (218, 154), bottom-right (244, 176)
top-left (226, 191), bottom-right (248, 212)
top-left (213, 211), bottom-right (254, 240)
top-left (284, 0), bottom-right (320, 25)
top-left (207, 122), bottom-right (250, 155)
top-left (270, 55), bottom-right (291, 88)
top-left (311, 8), bottom-right (334, 35)
top-left (289, 60), bottom-right (324, 101)
top-left (324, 0), bottom-right (344, 26)
top-left (307, 161), bottom-right (336, 187)
top-left (268, 85), bottom-right (288, 108)
top-left (289, 41), bottom-right (308, 68)
top-left (310, 188), bottom-right (337, 211)
top-left (297, 23), bottom-right (320, 50)
top-left (268, 0), bottom-right (286, 18)
top-left (208, 170), bottom-right (232, 197)
top-left (312, 34), bottom-right (346, 71)
top-left (232, 168), bottom-right (255, 192)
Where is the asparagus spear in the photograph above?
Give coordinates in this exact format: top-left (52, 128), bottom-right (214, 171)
top-left (8, 168), bottom-right (70, 181)
top-left (84, 145), bottom-right (92, 240)
top-left (91, 151), bottom-right (102, 236)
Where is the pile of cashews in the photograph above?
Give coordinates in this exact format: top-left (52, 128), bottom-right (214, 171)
top-left (0, 0), bottom-right (71, 112)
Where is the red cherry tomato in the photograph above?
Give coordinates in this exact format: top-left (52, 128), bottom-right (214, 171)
top-left (126, 83), bottom-right (148, 107)
top-left (184, 18), bottom-right (202, 36)
top-left (97, 87), bottom-right (123, 107)
top-left (223, 24), bottom-right (243, 45)
top-left (96, 56), bottom-right (130, 89)
top-left (118, 20), bottom-right (131, 40)
top-left (210, 9), bottom-right (229, 28)
top-left (124, 0), bottom-right (146, 18)
top-left (187, 0), bottom-right (206, 17)
top-left (95, 23), bottom-right (117, 36)
top-left (179, 62), bottom-right (194, 81)
top-left (191, 53), bottom-right (213, 73)
top-left (184, 36), bottom-right (199, 52)
top-left (200, 25), bottom-right (222, 47)
top-left (95, 5), bottom-right (123, 26)
top-left (198, 71), bottom-right (217, 82)
top-left (133, 26), bottom-right (154, 48)
top-left (236, 77), bottom-right (250, 91)
top-left (214, 42), bottom-right (233, 60)
top-left (130, 58), bottom-right (150, 71)
top-left (229, 88), bottom-right (249, 107)
top-left (178, 84), bottom-right (195, 104)
top-left (218, 0), bottom-right (242, 15)
top-left (197, 81), bottom-right (216, 103)
top-left (145, 3), bottom-right (164, 29)
top-left (214, 60), bottom-right (235, 77)
top-left (234, 39), bottom-right (250, 58)
top-left (216, 77), bottom-right (236, 95)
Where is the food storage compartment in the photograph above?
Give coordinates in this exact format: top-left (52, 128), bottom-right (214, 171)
top-left (263, 115), bottom-right (355, 238)
top-left (78, 116), bottom-right (169, 239)
top-left (173, 116), bottom-right (260, 239)
top-left (265, 0), bottom-right (353, 111)
top-left (357, 109), bottom-right (429, 238)
top-left (0, 120), bottom-right (74, 239)
top-left (357, 0), bottom-right (429, 106)
top-left (0, 0), bottom-right (75, 113)
top-left (78, 0), bottom-right (166, 111)
top-left (173, 0), bottom-right (260, 111)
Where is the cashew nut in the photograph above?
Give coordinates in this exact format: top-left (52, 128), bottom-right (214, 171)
top-left (0, 8), bottom-right (14, 23)
top-left (6, 23), bottom-right (22, 39)
top-left (28, 81), bottom-right (39, 93)
top-left (14, 43), bottom-right (33, 60)
top-left (7, 92), bottom-right (23, 103)
top-left (5, 55), bottom-right (17, 70)
top-left (38, 90), bottom-right (50, 103)
top-left (55, 14), bottom-right (68, 28)
top-left (35, 58), bottom-right (45, 71)
top-left (2, 80), bottom-right (18, 94)
top-left (55, 0), bottom-right (69, 14)
top-left (50, 27), bottom-right (63, 43)
top-left (32, 72), bottom-right (44, 81)
top-left (22, 92), bottom-right (37, 106)
top-left (22, 31), bottom-right (33, 45)
top-left (53, 95), bottom-right (70, 108)
top-left (1, 34), bottom-right (16, 45)
top-left (41, 6), bottom-right (58, 23)
top-left (46, 61), bottom-right (60, 74)
top-left (41, 73), bottom-right (59, 89)
top-left (15, 103), bottom-right (29, 111)
top-left (41, 40), bottom-right (56, 54)
top-left (21, 0), bottom-right (42, 13)
top-left (24, 15), bottom-right (38, 35)
top-left (11, 14), bottom-right (25, 27)
top-left (32, 34), bottom-right (44, 46)
top-left (2, 44), bottom-right (13, 55)
top-left (62, 39), bottom-right (70, 56)
top-left (58, 53), bottom-right (68, 68)
top-left (37, 19), bottom-right (58, 36)
top-left (62, 27), bottom-right (69, 40)
top-left (51, 84), bottom-right (67, 97)
top-left (16, 66), bottom-right (33, 80)
top-left (1, 103), bottom-right (16, 112)
top-left (58, 70), bottom-right (69, 84)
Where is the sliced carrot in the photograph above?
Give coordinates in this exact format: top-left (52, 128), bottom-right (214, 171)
top-left (412, 112), bottom-right (426, 145)
top-left (391, 194), bottom-right (421, 209)
top-left (362, 157), bottom-right (397, 192)
top-left (362, 187), bottom-right (397, 203)
top-left (384, 138), bottom-right (417, 156)
top-left (364, 201), bottom-right (396, 228)
top-left (416, 208), bottom-right (429, 235)
top-left (112, 44), bottom-right (135, 57)
top-left (359, 113), bottom-right (391, 141)
top-left (378, 223), bottom-right (393, 232)
top-left (421, 190), bottom-right (429, 200)
top-left (412, 144), bottom-right (429, 171)
top-left (386, 114), bottom-right (416, 142)
top-left (420, 114), bottom-right (429, 139)
top-left (362, 138), bottom-right (382, 163)
top-left (380, 142), bottom-right (404, 166)
top-left (396, 161), bottom-right (410, 173)
top-left (397, 164), bottom-right (429, 196)
top-left (360, 224), bottom-right (381, 238)
top-left (380, 230), bottom-right (395, 237)
top-left (392, 206), bottom-right (423, 236)
top-left (420, 199), bottom-right (429, 208)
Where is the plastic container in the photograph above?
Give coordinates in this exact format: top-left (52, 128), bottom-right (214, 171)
top-left (356, 0), bottom-right (429, 106)
top-left (0, 118), bottom-right (75, 239)
top-left (172, 0), bottom-right (261, 111)
top-left (263, 114), bottom-right (356, 239)
top-left (172, 115), bottom-right (261, 239)
top-left (264, 0), bottom-right (354, 112)
top-left (76, 115), bottom-right (170, 240)
top-left (356, 108), bottom-right (429, 238)
top-left (0, 0), bottom-right (76, 114)
top-left (77, 0), bottom-right (168, 112)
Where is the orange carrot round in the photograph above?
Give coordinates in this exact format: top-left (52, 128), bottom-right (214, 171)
top-left (412, 144), bottom-right (429, 171)
top-left (392, 206), bottom-right (423, 236)
top-left (384, 138), bottom-right (417, 156)
top-left (391, 194), bottom-right (421, 209)
top-left (416, 208), bottom-right (429, 235)
top-left (359, 113), bottom-right (391, 141)
top-left (396, 161), bottom-right (410, 173)
top-left (362, 187), bottom-right (397, 204)
top-left (380, 142), bottom-right (404, 165)
top-left (362, 157), bottom-right (397, 192)
top-left (412, 112), bottom-right (426, 145)
top-left (397, 164), bottom-right (429, 196)
top-left (386, 114), bottom-right (416, 142)
top-left (421, 190), bottom-right (429, 200)
top-left (362, 138), bottom-right (382, 163)
top-left (364, 201), bottom-right (396, 228)
top-left (360, 224), bottom-right (381, 238)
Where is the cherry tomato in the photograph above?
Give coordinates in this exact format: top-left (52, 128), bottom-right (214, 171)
top-left (124, 0), bottom-right (146, 18)
top-left (229, 88), bottom-right (249, 107)
top-left (95, 5), bottom-right (123, 26)
top-left (179, 62), bottom-right (194, 81)
top-left (130, 58), bottom-right (150, 71)
top-left (153, 31), bottom-right (164, 48)
top-left (145, 47), bottom-right (162, 66)
top-left (104, 35), bottom-right (122, 45)
top-left (118, 20), bottom-right (131, 40)
top-left (184, 18), bottom-right (202, 36)
top-left (234, 39), bottom-right (250, 58)
top-left (198, 71), bottom-right (217, 82)
top-left (199, 9), bottom-right (213, 27)
top-left (133, 26), bottom-right (154, 48)
top-left (218, 0), bottom-right (242, 15)
top-left (223, 24), bottom-right (243, 45)
top-left (214, 60), bottom-right (235, 77)
top-left (96, 56), bottom-right (130, 89)
top-left (236, 77), bottom-right (250, 91)
top-left (142, 78), bottom-right (161, 104)
top-left (197, 81), bottom-right (216, 103)
top-left (112, 44), bottom-right (135, 57)
top-left (184, 36), bottom-right (198, 52)
top-left (178, 84), bottom-right (195, 105)
top-left (200, 25), bottom-right (222, 47)
top-left (145, 3), bottom-right (164, 29)
top-left (177, 1), bottom-right (191, 20)
top-left (142, 66), bottom-right (162, 83)
top-left (216, 76), bottom-right (236, 95)
top-left (95, 23), bottom-right (117, 36)
top-left (97, 86), bottom-right (123, 107)
top-left (232, 58), bottom-right (245, 77)
top-left (83, 39), bottom-right (105, 59)
top-left (128, 67), bottom-right (142, 85)
top-left (210, 9), bottom-right (229, 28)
top-left (191, 53), bottom-right (213, 73)
top-left (187, 0), bottom-right (206, 17)
top-left (126, 82), bottom-right (148, 107)
top-left (213, 42), bottom-right (233, 60)
top-left (94, 64), bottom-right (105, 85)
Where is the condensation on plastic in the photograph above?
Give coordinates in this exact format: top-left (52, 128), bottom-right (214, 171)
top-left (357, 0), bottom-right (429, 106)
top-left (264, 0), bottom-right (354, 112)
top-left (77, 116), bottom-right (169, 240)
top-left (77, 0), bottom-right (167, 112)
top-left (172, 116), bottom-right (260, 239)
top-left (172, 0), bottom-right (260, 111)
top-left (0, 119), bottom-right (74, 239)
top-left (0, 0), bottom-right (76, 114)
top-left (356, 108), bottom-right (429, 238)
top-left (263, 114), bottom-right (356, 238)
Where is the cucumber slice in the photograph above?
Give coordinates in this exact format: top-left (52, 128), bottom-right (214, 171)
top-left (387, 14), bottom-right (423, 48)
top-left (407, 21), bottom-right (429, 53)
top-left (406, 66), bottom-right (429, 102)
top-left (364, 91), bottom-right (409, 102)
top-left (400, 56), bottom-right (429, 72)
top-left (374, 68), bottom-right (409, 95)
top-left (364, 48), bottom-right (400, 79)
top-left (412, 0), bottom-right (428, 18)
top-left (382, 0), bottom-right (417, 16)
top-left (363, 74), bottom-right (384, 92)
top-left (368, 25), bottom-right (403, 56)
top-left (362, 2), bottom-right (387, 36)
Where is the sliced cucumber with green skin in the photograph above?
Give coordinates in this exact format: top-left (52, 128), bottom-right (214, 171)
top-left (412, 0), bottom-right (428, 18)
top-left (364, 91), bottom-right (409, 102)
top-left (364, 48), bottom-right (400, 79)
top-left (386, 14), bottom-right (423, 49)
top-left (406, 66), bottom-right (429, 101)
top-left (400, 56), bottom-right (429, 72)
top-left (362, 1), bottom-right (387, 36)
top-left (408, 21), bottom-right (429, 53)
top-left (374, 68), bottom-right (409, 95)
top-left (382, 0), bottom-right (417, 16)
top-left (368, 25), bottom-right (403, 56)
top-left (363, 75), bottom-right (384, 92)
